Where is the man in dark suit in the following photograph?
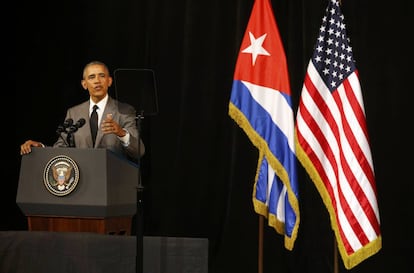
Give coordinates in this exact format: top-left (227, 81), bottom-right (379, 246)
top-left (20, 60), bottom-right (145, 162)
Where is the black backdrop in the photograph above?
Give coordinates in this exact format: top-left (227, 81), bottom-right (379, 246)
top-left (8, 0), bottom-right (411, 272)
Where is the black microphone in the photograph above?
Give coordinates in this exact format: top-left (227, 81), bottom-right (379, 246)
top-left (56, 124), bottom-right (65, 135)
top-left (76, 118), bottom-right (86, 128)
top-left (68, 118), bottom-right (86, 133)
top-left (56, 122), bottom-right (70, 147)
top-left (63, 118), bottom-right (73, 129)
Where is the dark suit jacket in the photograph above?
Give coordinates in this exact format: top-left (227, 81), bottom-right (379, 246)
top-left (53, 96), bottom-right (145, 162)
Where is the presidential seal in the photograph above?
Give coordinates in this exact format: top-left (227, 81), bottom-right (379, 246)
top-left (43, 155), bottom-right (80, 196)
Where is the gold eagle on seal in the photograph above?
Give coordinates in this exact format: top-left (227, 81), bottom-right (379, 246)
top-left (51, 161), bottom-right (73, 191)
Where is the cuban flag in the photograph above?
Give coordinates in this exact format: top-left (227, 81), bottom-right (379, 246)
top-left (228, 0), bottom-right (299, 250)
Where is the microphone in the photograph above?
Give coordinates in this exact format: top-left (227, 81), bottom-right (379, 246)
top-left (56, 118), bottom-right (82, 147)
top-left (63, 118), bottom-right (73, 129)
top-left (68, 118), bottom-right (86, 133)
top-left (66, 118), bottom-right (86, 147)
top-left (56, 120), bottom-right (71, 147)
top-left (56, 118), bottom-right (86, 147)
top-left (56, 124), bottom-right (65, 135)
top-left (76, 118), bottom-right (86, 128)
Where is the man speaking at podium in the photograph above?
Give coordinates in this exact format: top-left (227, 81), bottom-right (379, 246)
top-left (20, 60), bottom-right (145, 163)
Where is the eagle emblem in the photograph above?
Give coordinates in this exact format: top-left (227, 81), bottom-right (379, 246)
top-left (52, 162), bottom-right (73, 190)
top-left (43, 155), bottom-right (79, 196)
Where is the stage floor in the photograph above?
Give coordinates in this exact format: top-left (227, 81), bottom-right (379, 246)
top-left (0, 231), bottom-right (208, 273)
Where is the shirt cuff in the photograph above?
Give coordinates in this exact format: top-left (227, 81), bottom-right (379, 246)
top-left (118, 128), bottom-right (130, 147)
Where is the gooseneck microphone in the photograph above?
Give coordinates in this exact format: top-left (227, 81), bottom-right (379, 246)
top-left (56, 125), bottom-right (65, 135)
top-left (56, 118), bottom-right (86, 147)
top-left (63, 118), bottom-right (74, 129)
top-left (56, 119), bottom-right (72, 146)
top-left (68, 118), bottom-right (86, 133)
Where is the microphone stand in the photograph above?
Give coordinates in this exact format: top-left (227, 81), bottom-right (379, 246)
top-left (65, 118), bottom-right (86, 148)
top-left (135, 110), bottom-right (144, 273)
top-left (66, 132), bottom-right (75, 147)
top-left (66, 127), bottom-right (77, 147)
top-left (56, 127), bottom-right (70, 147)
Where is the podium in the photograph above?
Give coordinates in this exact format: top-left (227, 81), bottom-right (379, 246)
top-left (16, 147), bottom-right (139, 235)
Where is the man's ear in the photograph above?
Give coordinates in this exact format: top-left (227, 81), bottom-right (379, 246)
top-left (108, 76), bottom-right (113, 87)
top-left (81, 80), bottom-right (87, 90)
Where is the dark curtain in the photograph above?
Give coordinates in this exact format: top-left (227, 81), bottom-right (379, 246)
top-left (8, 0), bottom-right (411, 272)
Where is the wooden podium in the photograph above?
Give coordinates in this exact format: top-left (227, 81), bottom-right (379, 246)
top-left (26, 215), bottom-right (132, 235)
top-left (16, 147), bottom-right (139, 235)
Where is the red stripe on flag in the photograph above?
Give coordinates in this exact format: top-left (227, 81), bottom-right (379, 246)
top-left (295, 0), bottom-right (381, 268)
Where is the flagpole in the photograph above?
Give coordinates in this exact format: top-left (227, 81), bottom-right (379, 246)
top-left (258, 216), bottom-right (264, 273)
top-left (334, 239), bottom-right (339, 273)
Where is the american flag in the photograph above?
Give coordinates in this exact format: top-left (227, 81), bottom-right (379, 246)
top-left (295, 0), bottom-right (381, 268)
top-left (229, 0), bottom-right (300, 250)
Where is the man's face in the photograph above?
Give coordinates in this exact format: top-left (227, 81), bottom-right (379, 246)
top-left (81, 64), bottom-right (113, 102)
